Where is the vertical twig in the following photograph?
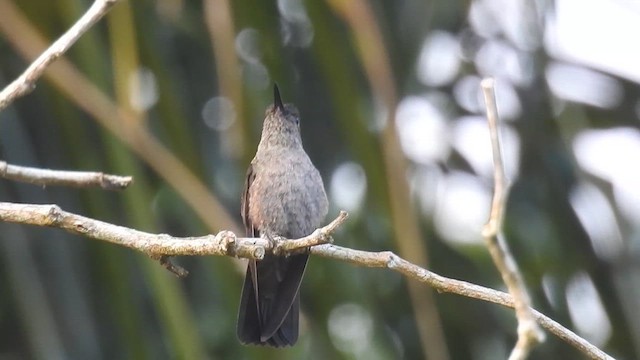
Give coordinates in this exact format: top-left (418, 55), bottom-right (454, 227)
top-left (481, 78), bottom-right (545, 360)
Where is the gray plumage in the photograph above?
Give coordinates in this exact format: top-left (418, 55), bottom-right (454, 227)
top-left (237, 85), bottom-right (328, 347)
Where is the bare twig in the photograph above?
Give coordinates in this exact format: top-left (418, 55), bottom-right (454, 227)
top-left (0, 201), bottom-right (613, 360)
top-left (271, 211), bottom-right (346, 254)
top-left (0, 161), bottom-right (132, 190)
top-left (0, 0), bottom-right (119, 110)
top-left (157, 255), bottom-right (190, 278)
top-left (482, 78), bottom-right (508, 235)
top-left (481, 78), bottom-right (545, 359)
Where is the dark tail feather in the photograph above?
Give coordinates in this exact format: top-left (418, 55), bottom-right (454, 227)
top-left (237, 254), bottom-right (308, 347)
top-left (237, 268), bottom-right (262, 344)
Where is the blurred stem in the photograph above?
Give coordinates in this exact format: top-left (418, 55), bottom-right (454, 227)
top-left (107, 3), bottom-right (209, 359)
top-left (204, 0), bottom-right (248, 163)
top-left (108, 0), bottom-right (142, 124)
top-left (0, 225), bottom-right (68, 359)
top-left (131, 1), bottom-right (203, 174)
top-left (55, 2), bottom-right (147, 357)
top-left (306, 1), bottom-right (388, 210)
top-left (306, 1), bottom-right (388, 354)
top-left (326, 0), bottom-right (450, 359)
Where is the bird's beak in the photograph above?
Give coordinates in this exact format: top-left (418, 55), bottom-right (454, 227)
top-left (273, 83), bottom-right (284, 112)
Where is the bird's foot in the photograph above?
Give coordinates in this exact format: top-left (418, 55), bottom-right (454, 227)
top-left (264, 232), bottom-right (287, 256)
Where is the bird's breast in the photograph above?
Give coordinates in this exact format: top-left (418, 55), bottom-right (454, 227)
top-left (249, 153), bottom-right (328, 239)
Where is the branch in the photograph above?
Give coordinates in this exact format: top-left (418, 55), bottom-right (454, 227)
top-left (310, 244), bottom-right (612, 360)
top-left (0, 202), bottom-right (613, 359)
top-left (0, 161), bottom-right (132, 190)
top-left (481, 78), bottom-right (545, 359)
top-left (0, 0), bottom-right (119, 111)
top-left (0, 202), bottom-right (344, 261)
top-left (270, 211), bottom-right (346, 254)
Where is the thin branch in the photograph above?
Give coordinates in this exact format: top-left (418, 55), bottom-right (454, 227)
top-left (481, 78), bottom-right (545, 359)
top-left (0, 161), bottom-right (132, 190)
top-left (482, 77), bottom-right (507, 234)
top-left (271, 211), bottom-right (346, 254)
top-left (0, 201), bottom-right (613, 360)
top-left (0, 0), bottom-right (119, 111)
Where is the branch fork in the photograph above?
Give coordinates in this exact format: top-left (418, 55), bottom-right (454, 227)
top-left (268, 210), bottom-right (347, 256)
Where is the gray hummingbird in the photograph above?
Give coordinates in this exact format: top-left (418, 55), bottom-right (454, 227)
top-left (237, 84), bottom-right (329, 347)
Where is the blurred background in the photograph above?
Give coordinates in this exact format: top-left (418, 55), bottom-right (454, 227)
top-left (0, 0), bottom-right (638, 359)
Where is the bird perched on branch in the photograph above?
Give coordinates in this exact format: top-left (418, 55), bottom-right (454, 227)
top-left (237, 84), bottom-right (328, 347)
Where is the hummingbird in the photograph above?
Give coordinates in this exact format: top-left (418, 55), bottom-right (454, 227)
top-left (237, 84), bottom-right (329, 346)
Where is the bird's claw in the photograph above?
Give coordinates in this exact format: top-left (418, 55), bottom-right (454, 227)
top-left (264, 232), bottom-right (286, 256)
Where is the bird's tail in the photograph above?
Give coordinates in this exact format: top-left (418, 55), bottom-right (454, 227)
top-left (237, 254), bottom-right (308, 347)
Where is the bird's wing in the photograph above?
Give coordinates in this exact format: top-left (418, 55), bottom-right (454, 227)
top-left (241, 163), bottom-right (257, 237)
top-left (240, 164), bottom-right (261, 320)
top-left (237, 162), bottom-right (306, 346)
